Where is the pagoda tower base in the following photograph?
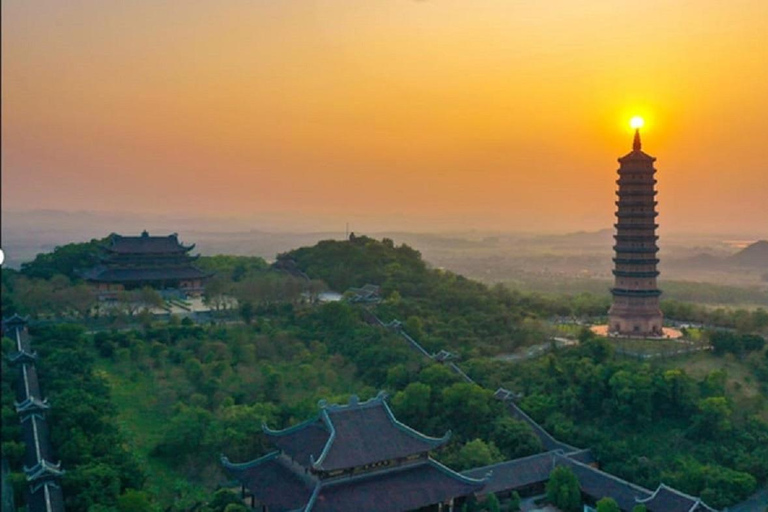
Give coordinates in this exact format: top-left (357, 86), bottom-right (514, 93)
top-left (608, 308), bottom-right (664, 337)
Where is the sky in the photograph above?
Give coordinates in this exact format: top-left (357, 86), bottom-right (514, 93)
top-left (2, 0), bottom-right (767, 235)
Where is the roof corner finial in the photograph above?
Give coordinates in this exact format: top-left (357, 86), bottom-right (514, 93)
top-left (633, 129), bottom-right (642, 151)
top-left (141, 230), bottom-right (149, 237)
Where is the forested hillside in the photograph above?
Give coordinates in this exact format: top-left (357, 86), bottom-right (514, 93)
top-left (2, 235), bottom-right (767, 511)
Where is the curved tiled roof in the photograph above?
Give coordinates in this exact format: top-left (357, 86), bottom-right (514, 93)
top-left (222, 452), bottom-right (316, 512)
top-left (81, 265), bottom-right (211, 282)
top-left (306, 460), bottom-right (486, 512)
top-left (262, 394), bottom-right (450, 473)
top-left (263, 419), bottom-right (331, 467)
top-left (105, 232), bottom-right (193, 254)
top-left (637, 483), bottom-right (718, 512)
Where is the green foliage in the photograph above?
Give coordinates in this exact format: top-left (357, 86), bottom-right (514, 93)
top-left (204, 489), bottom-right (244, 512)
top-left (118, 490), bottom-right (158, 512)
top-left (508, 491), bottom-right (521, 511)
top-left (27, 325), bottom-right (147, 511)
top-left (492, 417), bottom-right (543, 460)
top-left (447, 439), bottom-right (504, 472)
top-left (710, 330), bottom-right (766, 356)
top-left (466, 342), bottom-right (768, 508)
top-left (546, 466), bottom-right (582, 512)
top-left (20, 239), bottom-right (105, 280)
top-left (197, 255), bottom-right (268, 281)
top-left (631, 506), bottom-right (647, 512)
top-left (284, 236), bottom-right (555, 356)
top-left (596, 497), bottom-right (620, 512)
top-left (485, 493), bottom-right (500, 512)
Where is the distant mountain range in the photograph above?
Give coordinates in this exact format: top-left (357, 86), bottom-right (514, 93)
top-left (669, 240), bottom-right (768, 270)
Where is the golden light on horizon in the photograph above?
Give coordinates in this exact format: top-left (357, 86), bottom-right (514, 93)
top-left (630, 116), bottom-right (645, 130)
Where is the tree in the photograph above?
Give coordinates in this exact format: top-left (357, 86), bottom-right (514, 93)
top-left (484, 493), bottom-right (500, 512)
top-left (239, 301), bottom-right (255, 325)
top-left (689, 397), bottom-right (732, 440)
top-left (546, 466), bottom-right (581, 512)
top-left (508, 491), bottom-right (521, 511)
top-left (596, 497), bottom-right (621, 512)
top-left (117, 490), bottom-right (157, 512)
top-left (391, 382), bottom-right (432, 427)
top-left (631, 505), bottom-right (647, 512)
top-left (449, 439), bottom-right (503, 471)
top-left (492, 417), bottom-right (543, 459)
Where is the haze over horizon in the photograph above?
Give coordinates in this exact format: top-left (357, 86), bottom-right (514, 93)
top-left (3, 1), bottom-right (767, 235)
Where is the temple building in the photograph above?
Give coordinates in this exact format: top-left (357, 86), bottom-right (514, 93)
top-left (608, 128), bottom-right (664, 336)
top-left (80, 231), bottom-right (212, 298)
top-left (221, 392), bottom-right (488, 512)
top-left (221, 389), bottom-right (719, 512)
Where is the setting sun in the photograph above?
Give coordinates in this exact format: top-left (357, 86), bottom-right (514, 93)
top-left (630, 116), bottom-right (645, 130)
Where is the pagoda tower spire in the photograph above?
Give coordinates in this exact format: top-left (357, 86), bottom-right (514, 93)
top-left (608, 128), bottom-right (663, 337)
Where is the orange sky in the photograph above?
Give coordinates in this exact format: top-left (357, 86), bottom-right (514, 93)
top-left (2, 0), bottom-right (767, 234)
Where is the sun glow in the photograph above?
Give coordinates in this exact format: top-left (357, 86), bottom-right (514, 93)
top-left (630, 116), bottom-right (645, 130)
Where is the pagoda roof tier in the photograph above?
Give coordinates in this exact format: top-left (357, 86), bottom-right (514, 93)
top-left (616, 178), bottom-right (657, 186)
top-left (104, 232), bottom-right (195, 254)
top-left (81, 265), bottom-right (212, 283)
top-left (617, 189), bottom-right (657, 196)
top-left (614, 235), bottom-right (659, 241)
top-left (618, 149), bottom-right (656, 163)
top-left (613, 258), bottom-right (660, 265)
top-left (615, 211), bottom-right (659, 219)
top-left (611, 288), bottom-right (662, 297)
top-left (223, 452), bottom-right (486, 512)
top-left (613, 270), bottom-right (660, 278)
top-left (616, 200), bottom-right (658, 207)
top-left (614, 223), bottom-right (659, 230)
top-left (613, 246), bottom-right (659, 254)
top-left (262, 393), bottom-right (451, 472)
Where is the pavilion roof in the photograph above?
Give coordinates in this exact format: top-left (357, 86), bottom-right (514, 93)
top-left (222, 452), bottom-right (316, 512)
top-left (262, 393), bottom-right (451, 472)
top-left (104, 232), bottom-right (194, 254)
top-left (81, 265), bottom-right (211, 283)
top-left (222, 453), bottom-right (485, 512)
top-left (307, 459), bottom-right (485, 512)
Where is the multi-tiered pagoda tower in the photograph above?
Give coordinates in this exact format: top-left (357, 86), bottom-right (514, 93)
top-left (608, 128), bottom-right (663, 337)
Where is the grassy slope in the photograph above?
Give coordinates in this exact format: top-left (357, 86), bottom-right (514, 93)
top-left (652, 351), bottom-right (768, 421)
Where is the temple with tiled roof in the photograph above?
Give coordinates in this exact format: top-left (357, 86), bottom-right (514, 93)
top-left (221, 392), bottom-right (487, 512)
top-left (80, 231), bottom-right (212, 298)
top-left (464, 451), bottom-right (718, 512)
top-left (3, 315), bottom-right (66, 512)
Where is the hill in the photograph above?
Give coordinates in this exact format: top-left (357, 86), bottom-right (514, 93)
top-left (730, 240), bottom-right (768, 268)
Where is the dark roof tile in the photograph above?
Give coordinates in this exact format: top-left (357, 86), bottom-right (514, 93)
top-left (310, 460), bottom-right (485, 512)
